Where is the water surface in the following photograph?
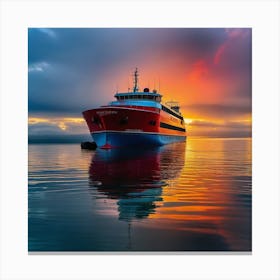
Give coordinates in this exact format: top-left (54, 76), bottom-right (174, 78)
top-left (28, 137), bottom-right (252, 252)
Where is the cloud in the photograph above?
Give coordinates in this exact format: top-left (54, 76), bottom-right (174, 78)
top-left (214, 43), bottom-right (227, 65)
top-left (213, 29), bottom-right (252, 97)
top-left (28, 61), bottom-right (50, 73)
top-left (37, 28), bottom-right (57, 38)
top-left (168, 28), bottom-right (227, 63)
top-left (28, 28), bottom-right (232, 115)
top-left (189, 119), bottom-right (251, 128)
top-left (28, 28), bottom-right (252, 137)
top-left (187, 119), bottom-right (251, 137)
top-left (28, 123), bottom-right (65, 135)
top-left (28, 117), bottom-right (88, 136)
top-left (183, 103), bottom-right (251, 120)
top-left (187, 60), bottom-right (209, 83)
top-left (215, 29), bottom-right (251, 65)
top-left (182, 28), bottom-right (251, 111)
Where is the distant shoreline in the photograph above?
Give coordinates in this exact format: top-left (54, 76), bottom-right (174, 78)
top-left (28, 134), bottom-right (91, 144)
top-left (28, 135), bottom-right (252, 144)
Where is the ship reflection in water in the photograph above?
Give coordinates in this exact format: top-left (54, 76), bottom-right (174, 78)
top-left (88, 145), bottom-right (185, 222)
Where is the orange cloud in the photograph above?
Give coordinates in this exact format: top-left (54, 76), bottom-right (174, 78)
top-left (214, 43), bottom-right (227, 65)
top-left (28, 117), bottom-right (87, 134)
top-left (187, 60), bottom-right (209, 83)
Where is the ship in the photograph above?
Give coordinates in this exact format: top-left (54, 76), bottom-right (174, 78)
top-left (82, 68), bottom-right (186, 149)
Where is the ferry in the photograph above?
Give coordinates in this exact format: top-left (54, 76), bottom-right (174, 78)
top-left (83, 68), bottom-right (186, 149)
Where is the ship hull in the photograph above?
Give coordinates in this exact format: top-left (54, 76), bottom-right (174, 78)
top-left (83, 105), bottom-right (186, 148)
top-left (91, 131), bottom-right (186, 148)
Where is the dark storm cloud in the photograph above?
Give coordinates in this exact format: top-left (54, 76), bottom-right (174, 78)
top-left (28, 28), bottom-right (231, 115)
top-left (171, 28), bottom-right (228, 61)
top-left (28, 28), bottom-right (147, 113)
top-left (28, 28), bottom-right (117, 113)
top-left (214, 29), bottom-right (252, 100)
top-left (29, 28), bottom-right (174, 74)
top-left (28, 123), bottom-right (65, 135)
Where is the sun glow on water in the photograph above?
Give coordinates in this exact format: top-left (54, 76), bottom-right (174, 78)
top-left (184, 118), bottom-right (193, 125)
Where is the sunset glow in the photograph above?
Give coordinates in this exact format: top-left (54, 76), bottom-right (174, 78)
top-left (28, 28), bottom-right (251, 140)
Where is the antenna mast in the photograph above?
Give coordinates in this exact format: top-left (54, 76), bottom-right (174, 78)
top-left (133, 68), bottom-right (139, 93)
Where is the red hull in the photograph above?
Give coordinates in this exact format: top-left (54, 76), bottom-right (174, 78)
top-left (83, 105), bottom-right (186, 137)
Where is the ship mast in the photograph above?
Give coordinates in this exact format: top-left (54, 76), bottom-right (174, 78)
top-left (133, 68), bottom-right (139, 93)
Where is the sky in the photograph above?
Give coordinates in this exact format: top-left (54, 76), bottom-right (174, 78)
top-left (28, 28), bottom-right (252, 141)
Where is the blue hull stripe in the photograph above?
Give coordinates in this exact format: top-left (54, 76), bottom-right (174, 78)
top-left (91, 131), bottom-right (186, 147)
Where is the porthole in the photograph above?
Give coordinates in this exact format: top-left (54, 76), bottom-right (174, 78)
top-left (149, 120), bottom-right (156, 126)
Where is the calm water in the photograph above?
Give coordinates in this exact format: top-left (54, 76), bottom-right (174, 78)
top-left (28, 137), bottom-right (252, 252)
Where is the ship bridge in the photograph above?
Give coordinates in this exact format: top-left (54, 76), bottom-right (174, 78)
top-left (109, 90), bottom-right (162, 109)
top-left (109, 68), bottom-right (163, 108)
top-left (116, 69), bottom-right (162, 101)
top-left (114, 89), bottom-right (162, 102)
top-left (108, 68), bottom-right (181, 115)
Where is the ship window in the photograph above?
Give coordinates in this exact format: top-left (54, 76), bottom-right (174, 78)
top-left (92, 116), bottom-right (100, 124)
top-left (120, 116), bottom-right (128, 125)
